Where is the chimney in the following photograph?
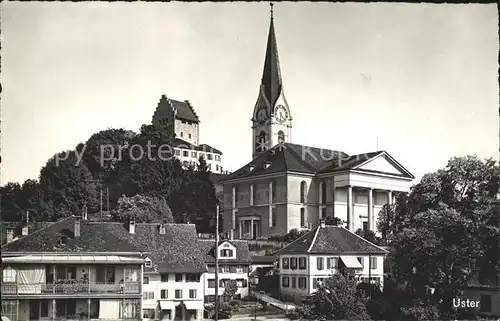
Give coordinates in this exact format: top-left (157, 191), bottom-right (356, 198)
top-left (6, 228), bottom-right (14, 243)
top-left (129, 219), bottom-right (136, 234)
top-left (159, 223), bottom-right (166, 235)
top-left (74, 216), bottom-right (81, 238)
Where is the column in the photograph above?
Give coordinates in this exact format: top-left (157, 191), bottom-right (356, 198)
top-left (367, 188), bottom-right (373, 231)
top-left (347, 186), bottom-right (353, 231)
top-left (232, 186), bottom-right (237, 230)
top-left (331, 181), bottom-right (336, 218)
top-left (87, 299), bottom-right (91, 321)
top-left (181, 304), bottom-right (185, 321)
top-left (52, 299), bottom-right (56, 321)
top-left (88, 266), bottom-right (91, 294)
top-left (269, 181), bottom-right (273, 228)
top-left (250, 219), bottom-right (254, 240)
top-left (388, 190), bottom-right (393, 205)
top-left (239, 220), bottom-right (243, 239)
top-left (250, 184), bottom-right (254, 206)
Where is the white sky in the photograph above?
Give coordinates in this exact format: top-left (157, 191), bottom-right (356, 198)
top-left (1, 2), bottom-right (498, 185)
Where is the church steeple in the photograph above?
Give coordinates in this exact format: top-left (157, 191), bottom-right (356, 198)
top-left (261, 3), bottom-right (283, 108)
top-left (251, 3), bottom-right (292, 159)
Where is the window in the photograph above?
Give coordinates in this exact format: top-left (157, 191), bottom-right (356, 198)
top-left (143, 292), bottom-right (154, 300)
top-left (175, 274), bottom-right (183, 282)
top-left (215, 155), bottom-right (221, 161)
top-left (1, 300), bottom-right (17, 321)
top-left (220, 249), bottom-right (234, 257)
top-left (291, 277), bottom-right (297, 288)
top-left (180, 132), bottom-right (183, 137)
top-left (321, 207), bottom-right (327, 219)
top-left (256, 131), bottom-right (267, 152)
top-left (480, 295), bottom-right (492, 312)
top-left (234, 186), bottom-right (238, 207)
top-left (175, 149), bottom-right (180, 156)
top-left (189, 289), bottom-right (197, 298)
top-left (299, 257), bottom-right (307, 270)
top-left (290, 258), bottom-right (298, 270)
top-left (216, 164), bottom-right (219, 171)
top-left (40, 300), bottom-right (49, 317)
top-left (161, 290), bottom-right (167, 299)
top-left (363, 221), bottom-right (368, 232)
top-left (317, 257), bottom-right (324, 270)
top-left (271, 180), bottom-right (277, 203)
top-left (143, 277), bottom-right (149, 284)
top-left (370, 257), bottom-right (377, 269)
top-left (251, 184), bottom-right (256, 205)
top-left (189, 133), bottom-right (192, 139)
top-left (282, 258), bottom-right (289, 269)
top-left (357, 257), bottom-right (364, 267)
top-left (298, 277), bottom-right (307, 289)
top-left (191, 151), bottom-right (197, 158)
top-left (327, 257), bottom-right (338, 269)
top-left (208, 279), bottom-right (216, 288)
top-left (186, 274), bottom-right (200, 282)
top-left (278, 130), bottom-right (285, 143)
top-left (2, 266), bottom-right (16, 282)
top-left (300, 208), bottom-right (306, 227)
top-left (321, 181), bottom-right (327, 204)
top-left (313, 278), bottom-right (324, 289)
top-left (300, 181), bottom-right (307, 203)
top-left (207, 154), bottom-right (213, 160)
top-left (271, 207), bottom-right (277, 227)
top-left (161, 274), bottom-right (169, 282)
top-left (145, 258), bottom-right (152, 268)
top-left (199, 153), bottom-right (205, 159)
top-left (282, 276), bottom-right (289, 287)
top-left (175, 290), bottom-right (182, 299)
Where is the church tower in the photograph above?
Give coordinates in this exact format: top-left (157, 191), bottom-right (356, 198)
top-left (252, 4), bottom-right (292, 159)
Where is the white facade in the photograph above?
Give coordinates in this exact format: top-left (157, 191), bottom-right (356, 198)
top-left (174, 146), bottom-right (224, 174)
top-left (142, 272), bottom-right (203, 321)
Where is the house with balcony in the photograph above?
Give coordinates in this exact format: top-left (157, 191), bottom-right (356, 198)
top-left (1, 216), bottom-right (145, 321)
top-left (275, 220), bottom-right (388, 304)
top-left (198, 239), bottom-right (252, 303)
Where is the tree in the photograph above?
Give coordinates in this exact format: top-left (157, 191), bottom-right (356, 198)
top-left (296, 274), bottom-right (371, 320)
top-left (354, 229), bottom-right (380, 245)
top-left (325, 216), bottom-right (342, 226)
top-left (378, 155), bottom-right (500, 318)
top-left (39, 150), bottom-right (100, 220)
top-left (111, 194), bottom-right (174, 223)
top-left (223, 280), bottom-right (238, 301)
top-left (20, 179), bottom-right (53, 221)
top-left (0, 182), bottom-right (24, 221)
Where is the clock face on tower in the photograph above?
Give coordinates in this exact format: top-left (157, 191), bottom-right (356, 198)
top-left (275, 105), bottom-right (288, 123)
top-left (256, 108), bottom-right (267, 123)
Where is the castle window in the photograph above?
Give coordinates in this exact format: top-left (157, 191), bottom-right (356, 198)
top-left (321, 181), bottom-right (327, 204)
top-left (300, 181), bottom-right (307, 203)
top-left (189, 133), bottom-right (192, 139)
top-left (180, 132), bottom-right (184, 137)
top-left (278, 130), bottom-right (285, 143)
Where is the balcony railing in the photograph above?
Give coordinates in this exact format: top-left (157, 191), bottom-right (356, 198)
top-left (1, 280), bottom-right (141, 295)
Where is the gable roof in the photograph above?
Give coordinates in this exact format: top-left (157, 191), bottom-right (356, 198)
top-left (224, 146), bottom-right (413, 182)
top-left (223, 143), bottom-right (348, 181)
top-left (1, 217), bottom-right (207, 274)
top-left (276, 225), bottom-right (388, 255)
top-left (199, 239), bottom-right (252, 264)
top-left (1, 217), bottom-right (141, 254)
top-left (155, 95), bottom-right (199, 123)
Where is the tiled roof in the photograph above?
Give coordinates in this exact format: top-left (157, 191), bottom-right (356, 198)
top-left (1, 217), bottom-right (141, 253)
top-left (251, 256), bottom-right (277, 264)
top-left (276, 225), bottom-right (388, 255)
top-left (223, 143), bottom-right (348, 181)
top-left (1, 217), bottom-right (207, 273)
top-left (106, 223), bottom-right (207, 273)
top-left (171, 138), bottom-right (222, 155)
top-left (199, 239), bottom-right (252, 264)
top-left (154, 95), bottom-right (199, 123)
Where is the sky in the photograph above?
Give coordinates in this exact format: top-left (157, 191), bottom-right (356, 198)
top-left (1, 2), bottom-right (498, 185)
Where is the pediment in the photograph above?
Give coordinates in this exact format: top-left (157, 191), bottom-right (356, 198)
top-left (355, 153), bottom-right (412, 177)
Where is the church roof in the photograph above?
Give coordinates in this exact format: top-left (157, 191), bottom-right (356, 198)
top-left (223, 144), bottom-right (414, 181)
top-left (261, 8), bottom-right (282, 108)
top-left (275, 225), bottom-right (388, 255)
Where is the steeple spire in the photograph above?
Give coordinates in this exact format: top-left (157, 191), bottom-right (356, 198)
top-left (261, 2), bottom-right (282, 109)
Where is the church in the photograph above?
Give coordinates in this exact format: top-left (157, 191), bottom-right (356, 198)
top-left (222, 6), bottom-right (414, 240)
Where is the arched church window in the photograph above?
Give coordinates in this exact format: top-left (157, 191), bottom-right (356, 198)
top-left (278, 130), bottom-right (285, 144)
top-left (256, 131), bottom-right (268, 152)
top-left (300, 181), bottom-right (307, 203)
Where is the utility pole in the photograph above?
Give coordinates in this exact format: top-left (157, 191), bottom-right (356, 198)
top-left (215, 204), bottom-right (220, 321)
top-left (100, 188), bottom-right (103, 218)
top-left (106, 187), bottom-right (110, 212)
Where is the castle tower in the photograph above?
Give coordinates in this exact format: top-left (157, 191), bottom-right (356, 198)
top-left (251, 3), bottom-right (292, 159)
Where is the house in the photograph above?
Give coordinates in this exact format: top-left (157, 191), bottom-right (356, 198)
top-left (462, 266), bottom-right (500, 317)
top-left (275, 221), bottom-right (388, 304)
top-left (1, 216), bottom-right (146, 321)
top-left (221, 4), bottom-right (414, 239)
top-left (151, 95), bottom-right (225, 174)
top-left (198, 239), bottom-right (252, 303)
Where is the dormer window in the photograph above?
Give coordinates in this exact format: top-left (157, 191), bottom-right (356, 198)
top-left (220, 249), bottom-right (234, 257)
top-left (218, 242), bottom-right (236, 259)
top-left (264, 163), bottom-right (271, 169)
top-left (249, 165), bottom-right (255, 171)
top-left (145, 257), bottom-right (152, 268)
